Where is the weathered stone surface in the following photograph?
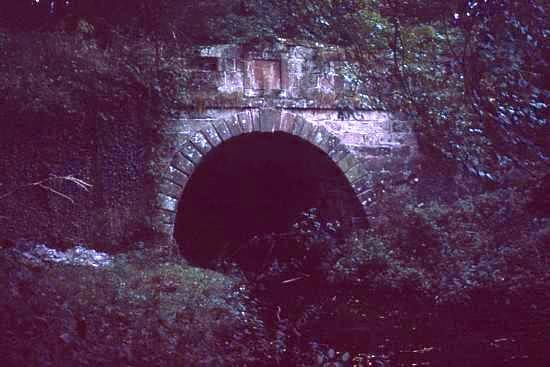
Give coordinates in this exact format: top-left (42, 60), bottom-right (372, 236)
top-left (312, 126), bottom-right (329, 147)
top-left (201, 124), bottom-right (223, 147)
top-left (213, 119), bottom-right (232, 141)
top-left (292, 116), bottom-right (306, 136)
top-left (158, 180), bottom-right (184, 199)
top-left (337, 153), bottom-right (359, 173)
top-left (225, 116), bottom-right (243, 137)
top-left (259, 109), bottom-right (281, 133)
top-left (328, 144), bottom-right (350, 163)
top-left (156, 193), bottom-right (178, 212)
top-left (0, 40), bottom-right (419, 249)
top-left (357, 190), bottom-right (374, 205)
top-left (189, 132), bottom-right (213, 154)
top-left (180, 141), bottom-right (203, 165)
top-left (280, 111), bottom-right (296, 133)
top-left (151, 208), bottom-right (176, 226)
top-left (154, 223), bottom-right (174, 236)
top-left (345, 164), bottom-right (368, 184)
top-left (319, 134), bottom-right (340, 153)
top-left (299, 122), bottom-right (316, 142)
top-left (171, 153), bottom-right (195, 176)
top-left (237, 112), bottom-right (253, 133)
top-left (250, 109), bottom-right (261, 132)
top-left (351, 176), bottom-right (374, 194)
top-left (164, 166), bottom-right (188, 186)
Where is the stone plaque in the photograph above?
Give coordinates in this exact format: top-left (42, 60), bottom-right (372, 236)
top-left (245, 60), bottom-right (281, 91)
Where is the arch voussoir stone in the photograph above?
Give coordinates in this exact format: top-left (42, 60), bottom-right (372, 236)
top-left (236, 111), bottom-right (254, 133)
top-left (310, 125), bottom-right (330, 148)
top-left (180, 141), bottom-right (203, 165)
top-left (291, 116), bottom-right (306, 136)
top-left (345, 163), bottom-right (368, 184)
top-left (189, 131), bottom-right (213, 155)
top-left (226, 115), bottom-right (244, 137)
top-left (298, 121), bottom-right (316, 142)
top-left (201, 124), bottom-right (223, 147)
top-left (157, 109), bottom-right (373, 239)
top-left (151, 208), bottom-right (176, 227)
top-left (351, 175), bottom-right (374, 194)
top-left (171, 152), bottom-right (194, 176)
top-left (250, 109), bottom-right (261, 131)
top-left (165, 165), bottom-right (188, 186)
top-left (156, 193), bottom-right (178, 212)
top-left (158, 179), bottom-right (184, 199)
top-left (259, 109), bottom-right (281, 132)
top-left (337, 154), bottom-right (360, 174)
top-left (279, 111), bottom-right (296, 133)
top-left (154, 222), bottom-right (174, 237)
top-left (213, 119), bottom-right (232, 141)
top-left (328, 143), bottom-right (350, 163)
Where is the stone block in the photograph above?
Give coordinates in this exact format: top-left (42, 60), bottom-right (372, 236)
top-left (250, 110), bottom-right (261, 132)
top-left (357, 190), bottom-right (374, 205)
top-left (259, 109), bottom-right (281, 133)
top-left (158, 180), bottom-right (184, 199)
top-left (319, 134), bottom-right (340, 154)
top-left (171, 153), bottom-right (194, 176)
top-left (291, 117), bottom-right (305, 136)
top-left (180, 141), bottom-right (203, 165)
top-left (226, 116), bottom-right (243, 137)
top-left (189, 132), bottom-right (213, 154)
top-left (245, 60), bottom-right (281, 91)
top-left (345, 164), bottom-right (367, 184)
top-left (279, 112), bottom-right (296, 133)
top-left (153, 223), bottom-right (174, 237)
top-left (151, 209), bottom-right (176, 226)
top-left (156, 193), bottom-right (178, 212)
top-left (351, 176), bottom-right (374, 194)
top-left (213, 119), bottom-right (232, 141)
top-left (328, 144), bottom-right (349, 163)
top-left (164, 166), bottom-right (188, 187)
top-left (220, 58), bottom-right (237, 72)
top-left (237, 112), bottom-right (253, 133)
top-left (337, 153), bottom-right (358, 173)
top-left (299, 122), bottom-right (315, 143)
top-left (312, 126), bottom-right (329, 148)
top-left (201, 125), bottom-right (222, 147)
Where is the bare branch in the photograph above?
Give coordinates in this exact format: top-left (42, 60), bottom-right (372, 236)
top-left (0, 175), bottom-right (93, 204)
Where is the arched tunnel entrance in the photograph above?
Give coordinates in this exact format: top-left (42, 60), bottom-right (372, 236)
top-left (174, 131), bottom-right (364, 266)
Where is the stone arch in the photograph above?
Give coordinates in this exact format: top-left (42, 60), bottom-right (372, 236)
top-left (151, 109), bottom-right (371, 238)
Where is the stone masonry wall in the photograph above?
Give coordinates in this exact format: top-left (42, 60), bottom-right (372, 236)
top-left (1, 39), bottom-right (418, 251)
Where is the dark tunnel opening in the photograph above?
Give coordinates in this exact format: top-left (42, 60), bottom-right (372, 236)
top-left (174, 132), bottom-right (364, 267)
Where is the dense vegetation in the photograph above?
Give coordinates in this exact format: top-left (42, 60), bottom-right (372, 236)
top-left (2, 0), bottom-right (547, 181)
top-left (1, 0), bottom-right (549, 365)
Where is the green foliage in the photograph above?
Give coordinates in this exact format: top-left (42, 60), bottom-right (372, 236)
top-left (245, 0), bottom-right (549, 182)
top-left (2, 1), bottom-right (547, 183)
top-left (0, 244), bottom-right (275, 366)
top-left (327, 184), bottom-right (550, 305)
top-left (0, 27), bottom-right (191, 129)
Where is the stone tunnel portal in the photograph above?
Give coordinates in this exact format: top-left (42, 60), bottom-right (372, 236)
top-left (174, 132), bottom-right (364, 266)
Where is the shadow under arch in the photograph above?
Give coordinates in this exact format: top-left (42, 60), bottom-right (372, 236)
top-left (174, 131), bottom-right (364, 267)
